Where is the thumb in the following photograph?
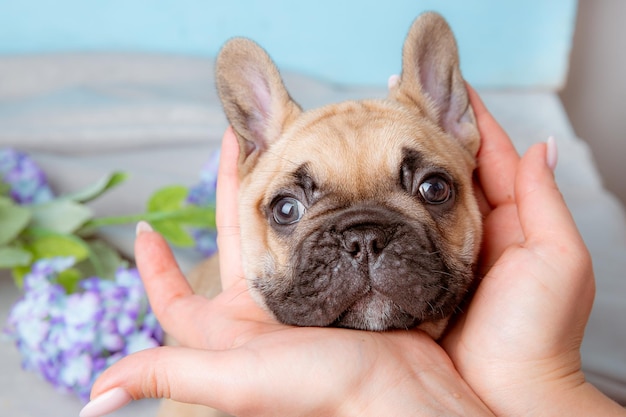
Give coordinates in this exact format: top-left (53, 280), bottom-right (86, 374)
top-left (216, 127), bottom-right (244, 289)
top-left (134, 222), bottom-right (194, 320)
top-left (134, 222), bottom-right (213, 347)
top-left (80, 346), bottom-right (245, 417)
top-left (515, 140), bottom-right (591, 275)
top-left (515, 140), bottom-right (571, 244)
top-left (515, 139), bottom-right (595, 331)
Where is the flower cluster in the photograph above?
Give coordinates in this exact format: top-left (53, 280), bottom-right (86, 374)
top-left (186, 150), bottom-right (220, 257)
top-left (4, 257), bottom-right (163, 402)
top-left (0, 148), bottom-right (54, 204)
top-left (2, 147), bottom-right (219, 401)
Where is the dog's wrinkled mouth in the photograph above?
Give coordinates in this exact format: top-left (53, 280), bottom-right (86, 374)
top-left (330, 289), bottom-right (422, 331)
top-left (256, 203), bottom-right (476, 332)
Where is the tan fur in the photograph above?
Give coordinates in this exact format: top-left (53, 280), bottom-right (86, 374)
top-left (236, 99), bottom-right (480, 315)
top-left (161, 12), bottom-right (480, 417)
top-left (187, 256), bottom-right (222, 299)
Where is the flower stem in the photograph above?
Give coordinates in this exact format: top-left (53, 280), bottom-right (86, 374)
top-left (79, 207), bottom-right (215, 236)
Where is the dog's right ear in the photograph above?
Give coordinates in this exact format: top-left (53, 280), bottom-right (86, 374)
top-left (389, 12), bottom-right (479, 156)
top-left (216, 38), bottom-right (302, 176)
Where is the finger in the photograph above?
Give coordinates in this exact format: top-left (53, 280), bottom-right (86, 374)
top-left (478, 203), bottom-right (524, 275)
top-left (514, 142), bottom-right (595, 343)
top-left (514, 142), bottom-right (595, 326)
top-left (216, 127), bottom-right (245, 289)
top-left (82, 347), bottom-right (241, 417)
top-left (467, 84), bottom-right (520, 207)
top-left (84, 343), bottom-right (312, 417)
top-left (472, 174), bottom-right (491, 217)
top-left (515, 142), bottom-right (592, 274)
top-left (134, 224), bottom-right (213, 345)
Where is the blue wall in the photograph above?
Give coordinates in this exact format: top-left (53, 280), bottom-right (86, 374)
top-left (0, 0), bottom-right (577, 88)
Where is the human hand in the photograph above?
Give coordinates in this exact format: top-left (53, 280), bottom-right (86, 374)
top-left (80, 128), bottom-right (494, 417)
top-left (442, 86), bottom-right (624, 416)
top-left (81, 90), bottom-right (626, 417)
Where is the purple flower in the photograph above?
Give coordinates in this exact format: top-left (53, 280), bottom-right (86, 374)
top-left (186, 150), bottom-right (220, 207)
top-left (186, 150), bottom-right (220, 257)
top-left (0, 148), bottom-right (54, 204)
top-left (4, 258), bottom-right (163, 402)
top-left (191, 228), bottom-right (218, 257)
top-left (124, 331), bottom-right (161, 355)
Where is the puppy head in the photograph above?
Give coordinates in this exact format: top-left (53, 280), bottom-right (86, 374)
top-left (215, 12), bottom-right (481, 337)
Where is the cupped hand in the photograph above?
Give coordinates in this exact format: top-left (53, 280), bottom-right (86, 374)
top-left (81, 128), bottom-right (494, 417)
top-left (442, 86), bottom-right (602, 416)
top-left (82, 89), bottom-right (626, 417)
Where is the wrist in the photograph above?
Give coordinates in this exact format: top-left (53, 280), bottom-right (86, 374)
top-left (489, 370), bottom-right (625, 417)
top-left (337, 346), bottom-right (496, 417)
top-left (542, 381), bottom-right (626, 417)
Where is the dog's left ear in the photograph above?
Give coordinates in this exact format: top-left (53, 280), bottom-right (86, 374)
top-left (389, 12), bottom-right (479, 156)
top-left (215, 38), bottom-right (302, 177)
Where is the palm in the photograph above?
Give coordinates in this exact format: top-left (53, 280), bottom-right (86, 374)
top-left (162, 112), bottom-right (588, 414)
top-left (87, 95), bottom-right (612, 417)
top-left (130, 226), bottom-right (494, 416)
top-left (441, 144), bottom-right (594, 415)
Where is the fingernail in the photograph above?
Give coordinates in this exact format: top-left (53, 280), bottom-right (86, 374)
top-left (387, 74), bottom-right (400, 90)
top-left (546, 136), bottom-right (558, 171)
top-left (136, 220), bottom-right (154, 236)
top-left (79, 387), bottom-right (132, 417)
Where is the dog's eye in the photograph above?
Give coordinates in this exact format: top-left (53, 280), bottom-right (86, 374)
top-left (419, 175), bottom-right (452, 204)
top-left (272, 197), bottom-right (306, 225)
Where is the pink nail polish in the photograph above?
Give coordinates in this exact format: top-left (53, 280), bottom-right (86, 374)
top-left (79, 387), bottom-right (132, 417)
top-left (136, 220), bottom-right (154, 236)
top-left (546, 136), bottom-right (558, 171)
top-left (387, 74), bottom-right (400, 90)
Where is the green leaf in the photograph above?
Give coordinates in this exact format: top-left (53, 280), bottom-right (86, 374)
top-left (56, 267), bottom-right (82, 293)
top-left (0, 203), bottom-right (32, 245)
top-left (61, 172), bottom-right (129, 204)
top-left (144, 185), bottom-right (215, 247)
top-left (152, 220), bottom-right (195, 247)
top-left (0, 245), bottom-right (32, 268)
top-left (11, 265), bottom-right (30, 288)
top-left (147, 185), bottom-right (188, 212)
top-left (31, 200), bottom-right (93, 234)
top-left (29, 234), bottom-right (90, 261)
top-left (0, 180), bottom-right (10, 198)
top-left (76, 239), bottom-right (126, 280)
top-left (167, 206), bottom-right (216, 228)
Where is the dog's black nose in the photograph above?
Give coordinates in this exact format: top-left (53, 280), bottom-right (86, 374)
top-left (342, 226), bottom-right (389, 262)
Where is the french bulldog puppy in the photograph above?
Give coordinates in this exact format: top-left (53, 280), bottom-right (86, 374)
top-left (161, 11), bottom-right (481, 417)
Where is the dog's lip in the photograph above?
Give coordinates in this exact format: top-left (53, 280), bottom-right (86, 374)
top-left (328, 289), bottom-right (375, 326)
top-left (331, 289), bottom-right (421, 329)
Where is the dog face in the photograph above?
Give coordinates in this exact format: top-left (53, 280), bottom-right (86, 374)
top-left (215, 12), bottom-right (481, 337)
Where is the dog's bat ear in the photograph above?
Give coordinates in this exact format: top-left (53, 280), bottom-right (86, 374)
top-left (216, 38), bottom-right (302, 176)
top-left (389, 12), bottom-right (479, 156)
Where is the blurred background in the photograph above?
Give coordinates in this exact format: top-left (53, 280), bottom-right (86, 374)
top-left (1, 1), bottom-right (626, 415)
top-left (0, 0), bottom-right (622, 203)
top-left (560, 0), bottom-right (626, 206)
